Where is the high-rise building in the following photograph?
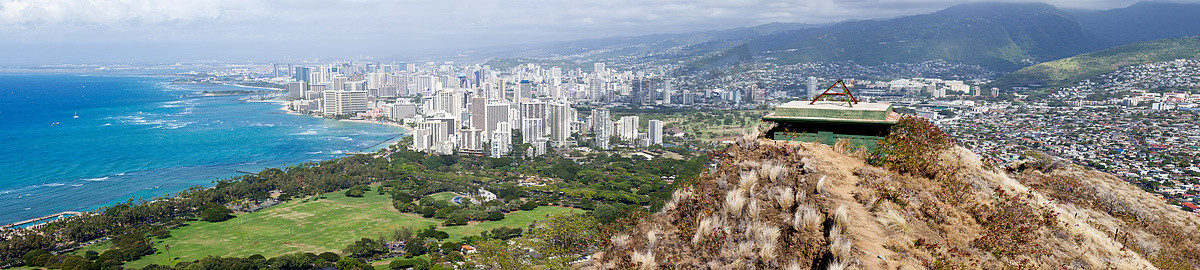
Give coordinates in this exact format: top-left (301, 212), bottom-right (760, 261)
top-left (807, 77), bottom-right (819, 99)
top-left (594, 62), bottom-right (606, 78)
top-left (490, 121), bottom-right (511, 158)
top-left (649, 119), bottom-right (663, 145)
top-left (548, 102), bottom-right (571, 147)
top-left (331, 76), bottom-right (349, 91)
top-left (470, 97), bottom-right (487, 132)
top-left (485, 101), bottom-right (511, 140)
top-left (662, 80), bottom-right (672, 104)
top-left (520, 100), bottom-right (546, 122)
top-left (416, 75), bottom-right (437, 94)
top-left (322, 90), bottom-right (367, 115)
top-left (293, 67), bottom-right (311, 83)
top-left (618, 116), bottom-right (639, 141)
top-left (593, 108), bottom-right (611, 149)
top-left (521, 118), bottom-right (544, 144)
top-left (286, 82), bottom-right (307, 100)
top-left (517, 80), bottom-right (532, 102)
top-left (390, 103), bottom-right (418, 120)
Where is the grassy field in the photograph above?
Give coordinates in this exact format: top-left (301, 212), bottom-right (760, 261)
top-left (426, 192), bottom-right (459, 204)
top-left (441, 206), bottom-right (582, 242)
top-left (100, 188), bottom-right (580, 268)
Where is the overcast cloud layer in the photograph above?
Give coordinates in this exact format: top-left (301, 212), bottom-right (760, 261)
top-left (0, 0), bottom-right (1192, 64)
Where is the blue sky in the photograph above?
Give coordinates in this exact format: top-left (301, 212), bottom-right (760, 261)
top-left (0, 0), bottom-right (1192, 64)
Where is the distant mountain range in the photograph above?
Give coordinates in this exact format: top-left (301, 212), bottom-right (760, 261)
top-left (473, 2), bottom-right (1200, 74)
top-left (990, 35), bottom-right (1200, 90)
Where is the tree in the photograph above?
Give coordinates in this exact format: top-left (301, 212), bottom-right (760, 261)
top-left (318, 252), bottom-right (341, 263)
top-left (345, 188), bottom-right (365, 197)
top-left (200, 203), bottom-right (234, 222)
top-left (390, 258), bottom-right (428, 270)
top-left (592, 204), bottom-right (622, 223)
top-left (343, 238), bottom-right (387, 258)
top-left (482, 227), bottom-right (522, 240)
top-left (519, 201), bottom-right (539, 211)
top-left (392, 227), bottom-right (415, 243)
top-left (22, 249), bottom-right (51, 266)
top-left (336, 257), bottom-right (375, 270)
top-left (440, 242), bottom-right (460, 253)
top-left (485, 212), bottom-right (505, 221)
top-left (404, 240), bottom-right (428, 257)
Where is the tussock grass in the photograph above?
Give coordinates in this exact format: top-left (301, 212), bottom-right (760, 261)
top-left (877, 203), bottom-right (910, 233)
top-left (746, 199), bottom-right (761, 218)
top-left (632, 250), bottom-right (657, 270)
top-left (749, 222), bottom-right (781, 262)
top-left (784, 261), bottom-right (804, 270)
top-left (761, 161), bottom-right (788, 182)
top-left (611, 233), bottom-right (632, 248)
top-left (793, 204), bottom-right (822, 231)
top-left (775, 186), bottom-right (795, 210)
top-left (737, 241), bottom-right (756, 259)
top-left (816, 175), bottom-right (828, 194)
top-left (725, 189), bottom-right (748, 216)
top-left (737, 132), bottom-right (758, 151)
top-left (692, 215), bottom-right (719, 244)
top-left (661, 188), bottom-right (693, 213)
top-left (646, 228), bottom-right (661, 249)
top-left (829, 226), bottom-right (852, 260)
top-left (833, 204), bottom-right (849, 229)
top-left (739, 171), bottom-right (758, 195)
top-left (827, 259), bottom-right (847, 270)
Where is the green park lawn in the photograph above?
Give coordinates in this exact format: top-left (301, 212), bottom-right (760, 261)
top-left (104, 188), bottom-right (580, 268)
top-left (425, 192), bottom-right (460, 204)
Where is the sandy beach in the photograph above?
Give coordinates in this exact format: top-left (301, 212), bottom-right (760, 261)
top-left (260, 98), bottom-right (412, 150)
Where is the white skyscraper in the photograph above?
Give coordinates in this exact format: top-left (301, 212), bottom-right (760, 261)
top-left (322, 90), bottom-right (367, 115)
top-left (648, 119), bottom-right (663, 145)
top-left (286, 82), bottom-right (307, 100)
top-left (594, 62), bottom-right (606, 78)
top-left (548, 102), bottom-right (571, 147)
top-left (662, 80), bottom-right (672, 104)
top-left (490, 122), bottom-right (512, 158)
top-left (521, 118), bottom-right (544, 144)
top-left (485, 101), bottom-right (510, 140)
top-left (807, 77), bottom-right (819, 99)
top-left (618, 116), bottom-right (639, 141)
top-left (592, 108), bottom-right (611, 149)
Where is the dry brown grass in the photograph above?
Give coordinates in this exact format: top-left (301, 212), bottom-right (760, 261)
top-left (594, 138), bottom-right (1197, 270)
top-left (793, 204), bottom-right (822, 231)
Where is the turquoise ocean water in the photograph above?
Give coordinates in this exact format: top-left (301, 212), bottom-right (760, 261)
top-left (0, 74), bottom-right (406, 224)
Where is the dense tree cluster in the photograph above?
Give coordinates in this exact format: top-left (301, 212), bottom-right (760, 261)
top-left (0, 136), bottom-right (711, 268)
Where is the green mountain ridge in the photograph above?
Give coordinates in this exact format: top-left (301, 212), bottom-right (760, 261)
top-left (745, 2), bottom-right (1104, 71)
top-left (990, 35), bottom-right (1200, 91)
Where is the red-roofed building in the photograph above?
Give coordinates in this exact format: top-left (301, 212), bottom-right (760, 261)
top-left (1182, 202), bottom-right (1199, 212)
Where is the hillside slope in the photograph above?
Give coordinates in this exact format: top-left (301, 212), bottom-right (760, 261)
top-left (991, 35), bottom-right (1200, 90)
top-left (1071, 2), bottom-right (1200, 47)
top-left (588, 135), bottom-right (1200, 269)
top-left (746, 3), bottom-right (1103, 72)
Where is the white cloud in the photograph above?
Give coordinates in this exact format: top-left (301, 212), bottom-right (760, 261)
top-left (0, 0), bottom-right (251, 25)
top-left (0, 0), bottom-right (1196, 63)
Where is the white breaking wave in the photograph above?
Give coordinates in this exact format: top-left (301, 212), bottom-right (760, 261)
top-left (82, 177), bottom-right (109, 181)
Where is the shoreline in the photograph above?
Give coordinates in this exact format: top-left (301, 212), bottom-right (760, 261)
top-left (259, 99), bottom-right (412, 150)
top-left (230, 83), bottom-right (285, 91)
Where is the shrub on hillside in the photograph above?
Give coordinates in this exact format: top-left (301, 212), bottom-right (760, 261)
top-left (871, 116), bottom-right (953, 177)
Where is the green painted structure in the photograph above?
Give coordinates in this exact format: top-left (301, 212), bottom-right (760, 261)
top-left (763, 101), bottom-right (899, 150)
